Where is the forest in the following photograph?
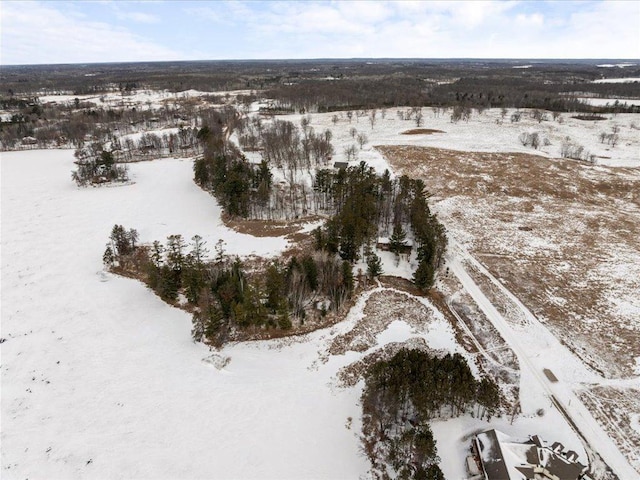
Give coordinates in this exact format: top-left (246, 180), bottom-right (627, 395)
top-left (194, 117), bottom-right (446, 291)
top-left (361, 349), bottom-right (501, 479)
top-left (2, 59), bottom-right (639, 151)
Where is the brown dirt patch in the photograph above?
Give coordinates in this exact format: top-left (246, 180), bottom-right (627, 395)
top-left (329, 290), bottom-right (436, 356)
top-left (221, 212), bottom-right (325, 238)
top-left (401, 128), bottom-right (445, 135)
top-left (378, 145), bottom-right (640, 378)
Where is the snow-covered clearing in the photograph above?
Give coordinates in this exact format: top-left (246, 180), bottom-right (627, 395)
top-left (593, 77), bottom-right (640, 83)
top-left (275, 107), bottom-right (639, 169)
top-left (578, 97), bottom-right (640, 107)
top-left (38, 88), bottom-right (249, 109)
top-left (597, 64), bottom-right (636, 69)
top-left (1, 149), bottom-right (366, 478)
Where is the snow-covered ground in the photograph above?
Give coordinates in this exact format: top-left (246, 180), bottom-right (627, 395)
top-left (0, 148), bottom-right (597, 479)
top-left (578, 97), bottom-right (640, 107)
top-left (38, 89), bottom-right (253, 110)
top-left (593, 77), bottom-right (640, 83)
top-left (3, 98), bottom-right (639, 478)
top-left (273, 107), bottom-right (639, 169)
top-left (1, 149), bottom-right (366, 478)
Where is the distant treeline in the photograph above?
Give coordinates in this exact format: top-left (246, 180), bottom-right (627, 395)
top-left (0, 94), bottom-right (215, 151)
top-left (3, 59), bottom-right (638, 112)
top-left (266, 76), bottom-right (640, 113)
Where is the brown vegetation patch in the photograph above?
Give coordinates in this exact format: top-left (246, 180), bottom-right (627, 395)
top-left (329, 290), bottom-right (436, 356)
top-left (378, 144), bottom-right (640, 378)
top-left (221, 212), bottom-right (325, 238)
top-left (572, 114), bottom-right (607, 121)
top-left (401, 128), bottom-right (445, 135)
top-left (577, 386), bottom-right (640, 473)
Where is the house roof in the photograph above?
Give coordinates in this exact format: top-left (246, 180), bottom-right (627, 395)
top-left (475, 429), bottom-right (587, 480)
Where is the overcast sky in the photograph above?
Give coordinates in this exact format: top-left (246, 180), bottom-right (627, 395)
top-left (1, 0), bottom-right (639, 65)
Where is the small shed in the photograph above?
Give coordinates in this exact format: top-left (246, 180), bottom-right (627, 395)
top-left (376, 237), bottom-right (413, 255)
top-left (333, 161), bottom-right (348, 170)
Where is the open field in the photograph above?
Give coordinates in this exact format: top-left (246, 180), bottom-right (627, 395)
top-left (379, 145), bottom-right (640, 379)
top-left (3, 81), bottom-right (639, 477)
top-left (577, 386), bottom-right (640, 473)
top-left (379, 144), bottom-right (640, 473)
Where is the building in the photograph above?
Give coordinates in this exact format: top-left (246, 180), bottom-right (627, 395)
top-left (333, 161), bottom-right (349, 170)
top-left (469, 429), bottom-right (588, 480)
top-left (376, 236), bottom-right (413, 255)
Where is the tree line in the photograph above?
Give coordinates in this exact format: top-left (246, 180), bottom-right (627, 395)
top-left (196, 112), bottom-right (446, 291)
top-left (103, 225), bottom-right (355, 347)
top-left (361, 348), bottom-right (501, 479)
top-left (0, 93), bottom-right (230, 151)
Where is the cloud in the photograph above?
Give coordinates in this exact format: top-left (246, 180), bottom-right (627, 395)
top-left (0, 1), bottom-right (181, 65)
top-left (1, 0), bottom-right (638, 64)
top-left (515, 13), bottom-right (545, 28)
top-left (183, 6), bottom-right (224, 24)
top-left (115, 10), bottom-right (161, 24)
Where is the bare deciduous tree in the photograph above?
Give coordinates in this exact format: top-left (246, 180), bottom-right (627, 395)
top-left (344, 144), bottom-right (358, 161)
top-left (369, 109), bottom-right (377, 130)
top-left (357, 132), bottom-right (368, 149)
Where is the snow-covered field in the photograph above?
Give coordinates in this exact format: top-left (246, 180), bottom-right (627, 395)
top-left (277, 107), bottom-right (639, 169)
top-left (578, 97), bottom-right (640, 107)
top-left (0, 148), bottom-right (592, 479)
top-left (3, 98), bottom-right (639, 478)
top-left (1, 150), bottom-right (365, 478)
top-left (38, 89), bottom-right (252, 110)
top-left (593, 77), bottom-right (640, 83)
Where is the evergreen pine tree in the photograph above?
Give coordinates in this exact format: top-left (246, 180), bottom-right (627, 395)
top-left (389, 222), bottom-right (407, 255)
top-left (102, 244), bottom-right (115, 268)
top-left (366, 251), bottom-right (383, 279)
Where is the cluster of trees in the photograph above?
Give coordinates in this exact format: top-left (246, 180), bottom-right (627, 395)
top-left (266, 76), bottom-right (431, 113)
top-left (104, 226), bottom-right (355, 347)
top-left (197, 114), bottom-right (446, 291)
top-left (560, 137), bottom-right (594, 163)
top-left (427, 76), bottom-right (640, 113)
top-left (72, 144), bottom-right (129, 186)
top-left (259, 118), bottom-right (334, 171)
top-left (518, 131), bottom-right (550, 150)
top-left (313, 165), bottom-right (446, 290)
top-left (599, 124), bottom-right (620, 148)
top-left (103, 224), bottom-right (139, 264)
top-left (197, 116), bottom-right (335, 220)
top-left (113, 126), bottom-right (204, 161)
top-left (194, 141), bottom-right (272, 218)
top-left (361, 349), bottom-right (501, 479)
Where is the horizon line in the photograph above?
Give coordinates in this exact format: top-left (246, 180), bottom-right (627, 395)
top-left (3, 57), bottom-right (639, 68)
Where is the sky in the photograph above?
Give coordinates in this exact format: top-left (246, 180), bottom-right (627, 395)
top-left (1, 0), bottom-right (639, 65)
